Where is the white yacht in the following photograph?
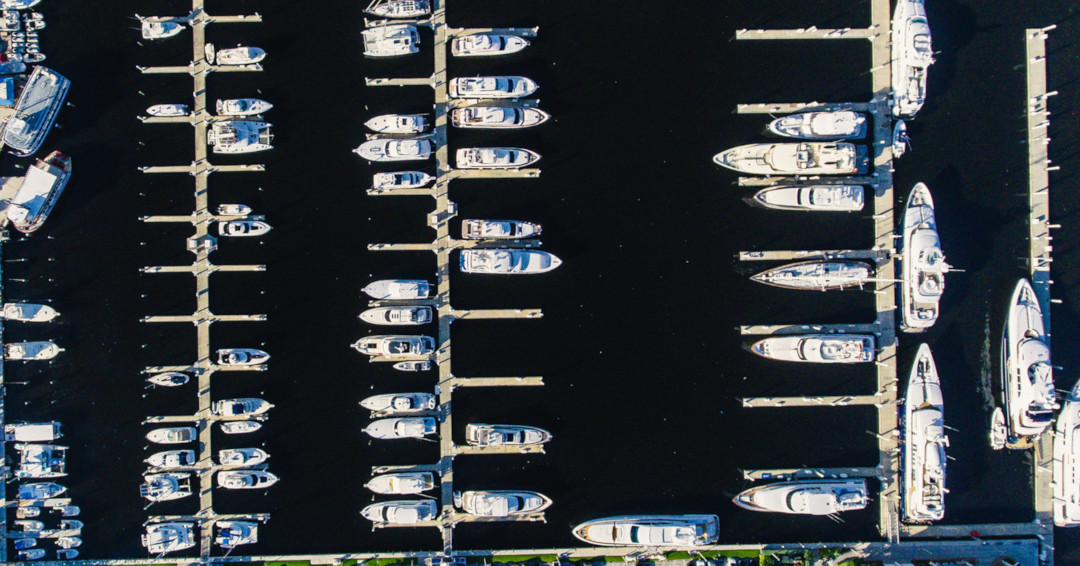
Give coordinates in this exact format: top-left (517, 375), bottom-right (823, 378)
top-left (893, 120), bottom-right (910, 158)
top-left (145, 450), bottom-right (196, 470)
top-left (455, 147), bottom-right (540, 169)
top-left (353, 335), bottom-right (435, 357)
top-left (5, 341), bottom-right (60, 360)
top-left (365, 472), bottom-right (435, 494)
top-left (733, 480), bottom-right (868, 515)
top-left (216, 98), bottom-right (273, 116)
top-left (15, 443), bottom-right (67, 478)
top-left (216, 348), bottom-right (269, 366)
top-left (359, 306), bottom-right (433, 325)
top-left (455, 490), bottom-right (552, 517)
top-left (362, 279), bottom-right (431, 300)
top-left (466, 423), bottom-right (552, 446)
top-left (902, 343), bottom-right (948, 523)
top-left (461, 219), bottom-right (541, 240)
top-left (216, 45), bottom-right (266, 65)
top-left (750, 260), bottom-right (873, 291)
top-left (372, 171), bottom-right (433, 193)
top-left (217, 204), bottom-right (252, 216)
top-left (218, 448), bottom-right (269, 466)
top-left (146, 104), bottom-right (188, 117)
top-left (207, 121), bottom-right (273, 153)
top-left (18, 549), bottom-right (45, 561)
top-left (147, 372), bottom-right (189, 387)
top-left (363, 417), bottom-right (437, 439)
top-left (1001, 278), bottom-right (1057, 440)
top-left (364, 0), bottom-right (430, 18)
top-left (990, 407), bottom-right (1007, 451)
top-left (751, 185), bottom-right (864, 212)
top-left (5, 422), bottom-right (62, 442)
top-left (362, 24), bottom-right (420, 58)
top-left (218, 220), bottom-right (271, 237)
top-left (142, 522), bottom-right (195, 555)
top-left (14, 520), bottom-right (43, 532)
top-left (146, 427), bottom-right (196, 445)
top-left (361, 500), bottom-right (437, 525)
top-left (460, 249), bottom-right (561, 274)
top-left (767, 111), bottom-right (867, 140)
top-left (451, 106), bottom-right (550, 129)
top-left (572, 515), bottom-right (719, 547)
top-left (750, 335), bottom-right (876, 364)
top-left (217, 470), bottom-right (279, 489)
top-left (2, 302), bottom-right (59, 322)
top-left (140, 473), bottom-right (193, 502)
top-left (220, 421), bottom-right (262, 435)
top-left (354, 139), bottom-right (433, 162)
top-left (891, 0), bottom-right (934, 117)
top-left (360, 392), bottom-right (437, 414)
top-left (215, 521), bottom-right (258, 549)
top-left (901, 183), bottom-right (948, 332)
top-left (18, 482), bottom-right (66, 500)
top-left (394, 360), bottom-right (432, 372)
top-left (714, 142), bottom-right (868, 176)
top-left (212, 398), bottom-right (274, 417)
top-left (141, 20), bottom-right (183, 41)
top-left (365, 114), bottom-right (428, 134)
top-left (449, 76), bottom-right (538, 99)
top-left (452, 34), bottom-right (530, 57)
top-left (1054, 376), bottom-right (1080, 526)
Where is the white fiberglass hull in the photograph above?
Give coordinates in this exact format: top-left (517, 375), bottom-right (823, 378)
top-left (750, 335), bottom-right (875, 364)
top-left (714, 143), bottom-right (868, 176)
top-left (902, 344), bottom-right (947, 523)
top-left (900, 183), bottom-right (946, 332)
top-left (1054, 378), bottom-right (1080, 526)
top-left (1001, 279), bottom-right (1056, 440)
top-left (733, 479), bottom-right (868, 515)
top-left (751, 185), bottom-right (864, 212)
top-left (572, 515), bottom-right (719, 547)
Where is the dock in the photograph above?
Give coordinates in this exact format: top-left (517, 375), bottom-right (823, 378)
top-left (136, 0), bottom-right (267, 558)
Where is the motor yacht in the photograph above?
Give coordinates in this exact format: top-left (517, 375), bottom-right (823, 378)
top-left (216, 45), bottom-right (266, 65)
top-left (207, 121), bottom-right (273, 153)
top-left (360, 392), bottom-right (437, 414)
top-left (733, 480), bottom-right (868, 515)
top-left (141, 473), bottom-right (193, 502)
top-left (146, 427), bottom-right (196, 445)
top-left (142, 522), bottom-right (195, 554)
top-left (750, 260), bottom-right (873, 290)
top-left (216, 348), bottom-right (269, 366)
top-left (216, 98), bottom-right (273, 116)
top-left (141, 20), bottom-right (183, 40)
top-left (362, 279), bottom-right (431, 300)
top-left (451, 106), bottom-right (550, 129)
top-left (146, 104), bottom-right (188, 117)
top-left (572, 515), bottom-right (719, 547)
top-left (218, 448), bottom-right (269, 466)
top-left (455, 147), bottom-right (540, 169)
top-left (56, 537), bottom-right (80, 549)
top-left (16, 507), bottom-right (40, 519)
top-left (147, 372), bottom-right (189, 387)
top-left (902, 343), bottom-right (948, 523)
top-left (212, 398), bottom-right (274, 417)
top-left (751, 185), bottom-right (864, 212)
top-left (461, 219), bottom-right (541, 240)
top-left (372, 171), bottom-right (434, 193)
top-left (216, 521), bottom-right (258, 549)
top-left (54, 505), bottom-right (80, 517)
top-left (892, 0), bottom-right (934, 117)
top-left (366, 472), bottom-right (436, 494)
top-left (361, 500), bottom-right (438, 524)
top-left (364, 0), bottom-right (430, 18)
top-left (220, 421), bottom-right (262, 435)
top-left (217, 204), bottom-right (252, 216)
top-left (217, 470), bottom-right (279, 489)
top-left (1001, 278), bottom-right (1057, 441)
top-left (363, 417), bottom-right (437, 439)
top-left (750, 334), bottom-right (875, 364)
top-left (460, 249), bottom-right (561, 274)
top-left (455, 490), bottom-right (552, 517)
top-left (60, 519), bottom-right (83, 531)
top-left (14, 519), bottom-right (43, 531)
top-left (2, 66), bottom-right (68, 157)
top-left (218, 220), bottom-right (271, 237)
top-left (365, 114), bottom-right (428, 134)
top-left (901, 183), bottom-right (948, 332)
top-left (359, 306), bottom-right (433, 325)
top-left (352, 335), bottom-right (435, 357)
top-left (767, 111), bottom-right (867, 140)
top-left (15, 443), bottom-right (67, 478)
top-left (449, 76), bottom-right (537, 99)
top-left (5, 341), bottom-right (60, 360)
top-left (18, 482), bottom-right (66, 500)
top-left (452, 34), bottom-right (529, 57)
top-left (394, 360), bottom-right (432, 372)
top-left (355, 139), bottom-right (433, 162)
top-left (466, 423), bottom-right (551, 446)
top-left (1, 302), bottom-right (58, 322)
top-left (145, 450), bottom-right (196, 470)
top-left (714, 142), bottom-right (868, 175)
top-left (56, 549), bottom-right (78, 560)
top-left (13, 539), bottom-right (37, 550)
top-left (1054, 375), bottom-right (1080, 525)
top-left (362, 24), bottom-right (420, 57)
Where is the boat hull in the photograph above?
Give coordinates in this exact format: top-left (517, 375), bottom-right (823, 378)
top-left (572, 515), bottom-right (719, 547)
top-left (751, 185), bottom-right (864, 212)
top-left (749, 335), bottom-right (875, 364)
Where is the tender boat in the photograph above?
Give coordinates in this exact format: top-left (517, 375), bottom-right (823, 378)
top-left (216, 98), bottom-right (273, 116)
top-left (220, 421), bottom-right (262, 435)
top-left (362, 24), bottom-right (420, 58)
top-left (141, 20), bottom-right (183, 40)
top-left (451, 106), bottom-right (550, 129)
top-left (449, 76), bottom-right (538, 99)
top-left (750, 334), bottom-right (876, 364)
top-left (1054, 376), bottom-right (1080, 525)
top-left (218, 448), bottom-right (269, 466)
top-left (15, 443), bottom-right (67, 478)
top-left (364, 0), bottom-right (431, 19)
top-left (5, 340), bottom-right (60, 360)
top-left (360, 392), bottom-right (437, 414)
top-left (5, 422), bottom-right (62, 442)
top-left (452, 34), bottom-right (530, 57)
top-left (455, 147), bottom-right (540, 169)
top-left (990, 407), bottom-right (1007, 451)
top-left (18, 482), bottom-right (66, 500)
top-left (361, 500), bottom-right (438, 524)
top-left (900, 183), bottom-right (948, 332)
top-left (893, 120), bottom-right (910, 158)
top-left (733, 479), bottom-right (868, 515)
top-left (56, 549), bottom-right (79, 560)
top-left (146, 427), bottom-right (196, 445)
top-left (216, 45), bottom-right (266, 65)
top-left (217, 470), bottom-right (279, 489)
top-left (365, 114), bottom-right (428, 134)
top-left (892, 0), bottom-right (934, 117)
top-left (217, 348), bottom-right (269, 366)
top-left (714, 142), bottom-right (868, 176)
top-left (212, 398), bottom-right (274, 417)
top-left (767, 111), bottom-right (867, 140)
top-left (750, 260), bottom-right (873, 291)
top-left (216, 521), bottom-right (258, 548)
top-left (140, 473), bottom-right (193, 502)
top-left (751, 185), bottom-right (864, 212)
top-left (366, 472), bottom-right (435, 494)
top-left (466, 423), bottom-right (552, 446)
top-left (207, 121), bottom-right (273, 153)
top-left (362, 279), bottom-right (431, 300)
top-left (142, 522), bottom-right (195, 554)
top-left (147, 372), bottom-right (189, 387)
top-left (353, 335), bottom-right (435, 357)
top-left (218, 220), bottom-right (271, 237)
top-left (902, 343), bottom-right (948, 523)
top-left (460, 249), bottom-right (562, 274)
top-left (572, 515), bottom-right (719, 547)
top-left (364, 417), bottom-right (437, 439)
top-left (455, 490), bottom-right (552, 517)
top-left (18, 549), bottom-right (45, 561)
top-left (145, 450), bottom-right (196, 470)
top-left (2, 302), bottom-right (59, 322)
top-left (372, 171), bottom-right (434, 193)
top-left (146, 104), bottom-right (188, 117)
top-left (1001, 278), bottom-right (1057, 441)
top-left (359, 306), bottom-right (433, 325)
top-left (217, 204), bottom-right (252, 216)
top-left (394, 360), bottom-right (432, 372)
top-left (355, 139), bottom-right (433, 162)
top-left (461, 219), bottom-right (541, 240)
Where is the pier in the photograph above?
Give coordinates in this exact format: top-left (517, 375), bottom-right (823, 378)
top-left (136, 0), bottom-right (267, 558)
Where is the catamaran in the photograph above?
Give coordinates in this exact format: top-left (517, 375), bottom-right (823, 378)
top-left (1, 302), bottom-right (59, 322)
top-left (460, 249), bottom-right (561, 274)
top-left (207, 121), bottom-right (273, 153)
top-left (364, 0), bottom-right (430, 19)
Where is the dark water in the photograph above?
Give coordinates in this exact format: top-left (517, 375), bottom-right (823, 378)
top-left (4, 0), bottom-right (1080, 560)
